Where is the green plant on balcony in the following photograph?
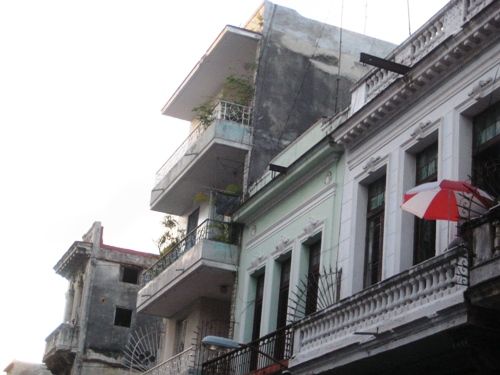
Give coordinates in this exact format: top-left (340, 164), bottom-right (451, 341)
top-left (192, 75), bottom-right (254, 128)
top-left (208, 221), bottom-right (233, 243)
top-left (156, 215), bottom-right (185, 256)
top-left (192, 102), bottom-right (215, 129)
top-left (221, 75), bottom-right (254, 106)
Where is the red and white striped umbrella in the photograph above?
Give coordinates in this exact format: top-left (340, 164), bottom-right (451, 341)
top-left (401, 179), bottom-right (494, 221)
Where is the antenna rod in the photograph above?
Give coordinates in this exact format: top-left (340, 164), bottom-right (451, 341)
top-left (407, 0), bottom-right (412, 36)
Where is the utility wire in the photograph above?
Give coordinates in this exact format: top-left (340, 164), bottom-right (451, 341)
top-left (334, 0), bottom-right (345, 114)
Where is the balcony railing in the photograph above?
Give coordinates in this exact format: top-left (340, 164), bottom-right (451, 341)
top-left (364, 0), bottom-right (495, 102)
top-left (462, 204), bottom-right (500, 266)
top-left (202, 324), bottom-right (294, 375)
top-left (142, 347), bottom-right (195, 375)
top-left (141, 219), bottom-right (239, 285)
top-left (155, 101), bottom-right (252, 184)
top-left (294, 246), bottom-right (468, 357)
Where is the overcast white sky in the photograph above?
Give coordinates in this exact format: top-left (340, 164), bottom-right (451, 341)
top-left (0, 0), bottom-right (449, 370)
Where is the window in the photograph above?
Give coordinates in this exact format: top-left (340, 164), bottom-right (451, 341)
top-left (186, 208), bottom-right (200, 249)
top-left (305, 241), bottom-right (321, 315)
top-left (473, 102), bottom-right (500, 200)
top-left (364, 176), bottom-right (386, 288)
top-left (275, 258), bottom-right (291, 360)
top-left (121, 266), bottom-right (140, 284)
top-left (276, 259), bottom-right (291, 329)
top-left (414, 143), bottom-right (437, 264)
top-left (114, 307), bottom-right (132, 327)
top-left (250, 273), bottom-right (265, 371)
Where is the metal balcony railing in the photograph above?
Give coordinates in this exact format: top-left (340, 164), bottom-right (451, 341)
top-left (155, 101), bottom-right (252, 184)
top-left (213, 101), bottom-right (252, 126)
top-left (202, 324), bottom-right (294, 375)
top-left (142, 347), bottom-right (195, 375)
top-left (141, 219), bottom-right (239, 285)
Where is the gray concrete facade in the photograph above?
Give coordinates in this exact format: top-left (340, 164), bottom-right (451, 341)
top-left (247, 1), bottom-right (394, 188)
top-left (43, 222), bottom-right (162, 375)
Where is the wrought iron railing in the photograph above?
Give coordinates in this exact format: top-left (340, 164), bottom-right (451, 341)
top-left (213, 101), bottom-right (252, 126)
top-left (202, 324), bottom-right (294, 375)
top-left (142, 347), bottom-right (195, 375)
top-left (155, 101), bottom-right (252, 184)
top-left (141, 219), bottom-right (239, 285)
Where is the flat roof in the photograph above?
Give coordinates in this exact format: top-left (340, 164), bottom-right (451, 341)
top-left (162, 25), bottom-right (261, 121)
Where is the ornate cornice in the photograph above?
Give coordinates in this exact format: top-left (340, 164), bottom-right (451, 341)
top-left (329, 0), bottom-right (500, 147)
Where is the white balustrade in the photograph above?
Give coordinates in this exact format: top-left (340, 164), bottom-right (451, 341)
top-left (294, 247), bottom-right (468, 355)
top-left (364, 0), bottom-right (494, 102)
top-left (142, 347), bottom-right (195, 375)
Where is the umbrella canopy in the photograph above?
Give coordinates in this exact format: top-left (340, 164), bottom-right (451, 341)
top-left (401, 179), bottom-right (494, 221)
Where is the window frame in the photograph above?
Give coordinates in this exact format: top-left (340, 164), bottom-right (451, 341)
top-left (363, 176), bottom-right (386, 288)
top-left (413, 142), bottom-right (438, 264)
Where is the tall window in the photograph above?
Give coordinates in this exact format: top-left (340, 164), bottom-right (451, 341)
top-left (186, 208), bottom-right (199, 249)
top-left (276, 259), bottom-right (291, 329)
top-left (275, 259), bottom-right (291, 360)
top-left (414, 143), bottom-right (438, 264)
top-left (251, 274), bottom-right (265, 341)
top-left (473, 102), bottom-right (500, 200)
top-left (364, 176), bottom-right (386, 288)
top-left (250, 274), bottom-right (265, 371)
top-left (305, 241), bottom-right (321, 315)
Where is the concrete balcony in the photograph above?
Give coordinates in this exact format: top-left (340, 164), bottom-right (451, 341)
top-left (290, 246), bottom-right (469, 373)
top-left (465, 204), bottom-right (500, 309)
top-left (137, 219), bottom-right (240, 318)
top-left (151, 101), bottom-right (252, 216)
top-left (43, 323), bottom-right (79, 373)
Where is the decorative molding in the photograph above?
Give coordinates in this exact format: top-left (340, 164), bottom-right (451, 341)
top-left (409, 120), bottom-right (432, 141)
top-left (362, 156), bottom-right (382, 174)
top-left (324, 171), bottom-right (333, 185)
top-left (293, 248), bottom-right (467, 361)
top-left (332, 0), bottom-right (500, 147)
top-left (244, 183), bottom-right (335, 251)
top-left (248, 255), bottom-right (267, 272)
top-left (300, 218), bottom-right (322, 238)
top-left (467, 77), bottom-right (494, 100)
top-left (273, 236), bottom-right (293, 256)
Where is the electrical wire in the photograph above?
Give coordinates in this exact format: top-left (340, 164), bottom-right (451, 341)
top-left (334, 0), bottom-right (345, 114)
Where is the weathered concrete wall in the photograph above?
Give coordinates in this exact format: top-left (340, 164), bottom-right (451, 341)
top-left (158, 297), bottom-right (231, 364)
top-left (84, 259), bottom-right (160, 362)
top-left (248, 2), bottom-right (394, 187)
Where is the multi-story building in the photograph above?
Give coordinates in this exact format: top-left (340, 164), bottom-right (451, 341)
top-left (204, 0), bottom-right (500, 374)
top-left (43, 222), bottom-right (160, 375)
top-left (137, 1), bottom-right (394, 374)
